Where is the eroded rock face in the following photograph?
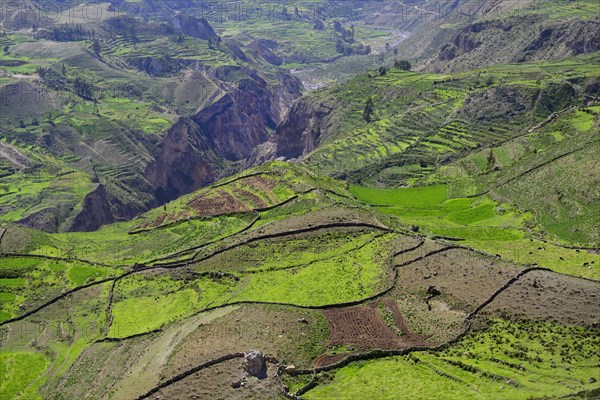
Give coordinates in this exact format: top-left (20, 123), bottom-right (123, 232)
top-left (248, 40), bottom-right (283, 66)
top-left (430, 16), bottom-right (600, 72)
top-left (243, 350), bottom-right (266, 378)
top-left (145, 118), bottom-right (215, 204)
top-left (145, 67), bottom-right (302, 204)
top-left (250, 99), bottom-right (333, 165)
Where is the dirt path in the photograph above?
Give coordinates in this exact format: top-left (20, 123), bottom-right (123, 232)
top-left (0, 141), bottom-right (30, 168)
top-left (111, 306), bottom-right (240, 400)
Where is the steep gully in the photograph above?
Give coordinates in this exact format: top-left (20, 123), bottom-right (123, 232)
top-left (63, 67), bottom-right (303, 232)
top-left (144, 68), bottom-right (302, 206)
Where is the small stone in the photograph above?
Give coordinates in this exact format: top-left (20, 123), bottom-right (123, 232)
top-left (284, 365), bottom-right (296, 373)
top-left (231, 379), bottom-right (241, 389)
top-left (298, 318), bottom-right (308, 324)
top-left (589, 377), bottom-right (597, 384)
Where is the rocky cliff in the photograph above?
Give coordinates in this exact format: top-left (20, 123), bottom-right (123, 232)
top-left (68, 184), bottom-right (114, 232)
top-left (247, 96), bottom-right (334, 165)
top-left (145, 68), bottom-right (302, 203)
top-left (145, 118), bottom-right (216, 204)
top-left (428, 16), bottom-right (600, 72)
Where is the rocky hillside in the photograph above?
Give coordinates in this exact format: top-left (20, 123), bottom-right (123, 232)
top-left (427, 15), bottom-right (600, 72)
top-left (1, 0), bottom-right (599, 234)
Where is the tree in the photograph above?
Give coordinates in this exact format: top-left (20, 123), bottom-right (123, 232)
top-left (73, 77), bottom-right (94, 101)
top-left (208, 34), bottom-right (221, 49)
top-left (486, 149), bottom-right (497, 172)
top-left (363, 96), bottom-right (375, 122)
top-left (394, 59), bottom-right (412, 71)
top-left (92, 38), bottom-right (101, 56)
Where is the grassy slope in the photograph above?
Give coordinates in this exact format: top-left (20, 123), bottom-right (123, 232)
top-left (0, 3), bottom-right (598, 398)
top-left (297, 54), bottom-right (600, 248)
top-left (305, 319), bottom-right (600, 400)
top-left (350, 184), bottom-right (599, 279)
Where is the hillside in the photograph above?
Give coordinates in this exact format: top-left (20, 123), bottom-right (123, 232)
top-left (264, 54), bottom-right (600, 246)
top-left (2, 0), bottom-right (598, 232)
top-left (0, 1), bottom-right (599, 400)
top-left (0, 160), bottom-right (598, 398)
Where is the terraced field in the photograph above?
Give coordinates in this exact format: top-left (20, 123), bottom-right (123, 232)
top-left (297, 54), bottom-right (600, 190)
top-left (1, 1), bottom-right (599, 399)
top-left (1, 161), bottom-right (597, 399)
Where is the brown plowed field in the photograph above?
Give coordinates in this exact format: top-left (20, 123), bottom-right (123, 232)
top-left (233, 187), bottom-right (269, 208)
top-left (318, 298), bottom-right (430, 367)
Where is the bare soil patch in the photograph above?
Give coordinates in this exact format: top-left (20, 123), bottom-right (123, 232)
top-left (318, 298), bottom-right (429, 367)
top-left (232, 187), bottom-right (269, 209)
top-left (243, 175), bottom-right (279, 200)
top-left (484, 270), bottom-right (600, 325)
top-left (165, 304), bottom-right (326, 377)
top-left (154, 359), bottom-right (284, 400)
top-left (189, 189), bottom-right (251, 216)
top-left (393, 248), bottom-right (523, 312)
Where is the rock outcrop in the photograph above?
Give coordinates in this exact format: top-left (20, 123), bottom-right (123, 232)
top-left (253, 98), bottom-right (334, 162)
top-left (248, 40), bottom-right (283, 66)
top-left (429, 16), bottom-right (600, 72)
top-left (145, 118), bottom-right (215, 204)
top-left (145, 68), bottom-right (302, 203)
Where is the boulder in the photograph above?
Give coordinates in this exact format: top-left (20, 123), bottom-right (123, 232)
top-left (243, 350), bottom-right (266, 378)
